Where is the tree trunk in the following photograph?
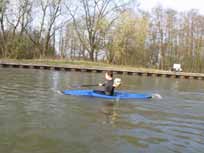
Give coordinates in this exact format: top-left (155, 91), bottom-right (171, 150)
top-left (89, 49), bottom-right (94, 61)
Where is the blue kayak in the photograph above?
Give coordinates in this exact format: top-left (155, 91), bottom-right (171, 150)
top-left (63, 89), bottom-right (152, 99)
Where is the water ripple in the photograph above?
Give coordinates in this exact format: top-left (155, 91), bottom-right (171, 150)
top-left (1, 68), bottom-right (204, 153)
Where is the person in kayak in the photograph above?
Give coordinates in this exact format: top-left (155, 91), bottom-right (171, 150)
top-left (94, 71), bottom-right (121, 96)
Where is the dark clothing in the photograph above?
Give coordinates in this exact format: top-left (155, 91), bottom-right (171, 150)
top-left (103, 79), bottom-right (114, 96)
top-left (93, 79), bottom-right (115, 96)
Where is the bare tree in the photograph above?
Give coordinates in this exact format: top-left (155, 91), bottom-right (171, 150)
top-left (6, 0), bottom-right (32, 37)
top-left (25, 0), bottom-right (63, 57)
top-left (43, 0), bottom-right (62, 57)
top-left (150, 6), bottom-right (166, 69)
top-left (65, 0), bottom-right (131, 61)
top-left (0, 0), bottom-right (9, 57)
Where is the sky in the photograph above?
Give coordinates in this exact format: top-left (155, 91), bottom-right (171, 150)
top-left (138, 0), bottom-right (204, 14)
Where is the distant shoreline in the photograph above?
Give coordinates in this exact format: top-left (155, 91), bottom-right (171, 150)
top-left (0, 58), bottom-right (161, 72)
top-left (1, 59), bottom-right (204, 80)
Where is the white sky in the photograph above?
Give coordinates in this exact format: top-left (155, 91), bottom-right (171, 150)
top-left (138, 0), bottom-right (204, 14)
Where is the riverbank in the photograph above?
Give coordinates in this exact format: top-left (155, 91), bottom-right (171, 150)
top-left (0, 59), bottom-right (204, 80)
top-left (0, 58), bottom-right (159, 72)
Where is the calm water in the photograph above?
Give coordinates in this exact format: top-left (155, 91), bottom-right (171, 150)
top-left (0, 68), bottom-right (204, 153)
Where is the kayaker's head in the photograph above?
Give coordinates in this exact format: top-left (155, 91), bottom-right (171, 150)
top-left (105, 71), bottom-right (113, 80)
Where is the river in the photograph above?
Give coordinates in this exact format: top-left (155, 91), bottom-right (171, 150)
top-left (0, 68), bottom-right (204, 153)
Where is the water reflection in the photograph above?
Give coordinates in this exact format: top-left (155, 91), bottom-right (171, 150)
top-left (100, 101), bottom-right (120, 124)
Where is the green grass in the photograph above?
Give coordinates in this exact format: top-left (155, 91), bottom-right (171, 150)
top-left (1, 58), bottom-right (204, 77)
top-left (0, 58), bottom-right (171, 73)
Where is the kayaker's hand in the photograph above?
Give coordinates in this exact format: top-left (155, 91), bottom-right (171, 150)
top-left (99, 83), bottom-right (103, 86)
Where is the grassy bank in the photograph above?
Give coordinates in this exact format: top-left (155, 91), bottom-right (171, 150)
top-left (0, 58), bottom-right (165, 73)
top-left (1, 58), bottom-right (204, 78)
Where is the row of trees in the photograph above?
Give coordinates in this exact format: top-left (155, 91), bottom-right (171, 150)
top-left (148, 8), bottom-right (204, 72)
top-left (1, 0), bottom-right (204, 72)
top-left (0, 0), bottom-right (62, 58)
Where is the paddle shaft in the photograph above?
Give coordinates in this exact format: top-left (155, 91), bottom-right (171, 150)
top-left (80, 84), bottom-right (99, 87)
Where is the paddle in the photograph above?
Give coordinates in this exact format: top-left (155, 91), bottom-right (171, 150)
top-left (70, 84), bottom-right (99, 88)
top-left (70, 78), bottom-right (122, 88)
top-left (79, 84), bottom-right (99, 87)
